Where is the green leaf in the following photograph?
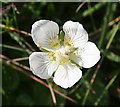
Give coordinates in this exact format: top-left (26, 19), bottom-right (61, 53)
top-left (106, 51), bottom-right (120, 63)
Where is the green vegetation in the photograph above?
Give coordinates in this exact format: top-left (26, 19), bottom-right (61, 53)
top-left (1, 2), bottom-right (120, 106)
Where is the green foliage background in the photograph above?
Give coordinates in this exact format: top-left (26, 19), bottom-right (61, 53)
top-left (1, 2), bottom-right (120, 106)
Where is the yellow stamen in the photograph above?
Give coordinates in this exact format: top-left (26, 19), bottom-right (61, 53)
top-left (51, 42), bottom-right (60, 48)
top-left (47, 52), bottom-right (56, 61)
top-left (60, 56), bottom-right (70, 64)
top-left (64, 37), bottom-right (73, 46)
top-left (48, 37), bottom-right (60, 49)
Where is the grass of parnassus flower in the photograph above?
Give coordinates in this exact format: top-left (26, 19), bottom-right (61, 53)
top-left (1, 2), bottom-right (120, 106)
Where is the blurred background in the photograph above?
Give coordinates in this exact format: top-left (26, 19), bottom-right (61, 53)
top-left (1, 2), bottom-right (120, 106)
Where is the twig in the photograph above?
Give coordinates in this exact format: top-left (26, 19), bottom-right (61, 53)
top-left (76, 2), bottom-right (86, 13)
top-left (1, 54), bottom-right (79, 105)
top-left (12, 57), bottom-right (29, 62)
top-left (0, 24), bottom-right (31, 37)
top-left (89, 16), bottom-right (120, 37)
top-left (1, 54), bottom-right (30, 71)
top-left (47, 80), bottom-right (57, 107)
top-left (108, 16), bottom-right (120, 27)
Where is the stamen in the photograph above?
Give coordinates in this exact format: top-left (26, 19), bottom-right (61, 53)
top-left (48, 37), bottom-right (60, 49)
top-left (64, 37), bottom-right (73, 46)
top-left (51, 42), bottom-right (60, 48)
top-left (47, 52), bottom-right (56, 61)
top-left (60, 56), bottom-right (70, 64)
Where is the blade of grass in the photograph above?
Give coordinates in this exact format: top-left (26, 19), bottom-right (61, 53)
top-left (87, 1), bottom-right (96, 31)
top-left (94, 70), bottom-right (119, 106)
top-left (105, 51), bottom-right (120, 63)
top-left (82, 2), bottom-right (106, 17)
top-left (82, 23), bottom-right (119, 105)
top-left (12, 3), bottom-right (18, 28)
top-left (1, 44), bottom-right (25, 52)
top-left (9, 32), bottom-right (32, 55)
top-left (105, 25), bottom-right (119, 50)
top-left (98, 2), bottom-right (111, 49)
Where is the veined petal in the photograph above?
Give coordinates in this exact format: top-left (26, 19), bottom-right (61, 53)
top-left (53, 63), bottom-right (82, 89)
top-left (70, 42), bottom-right (100, 68)
top-left (29, 52), bottom-right (59, 79)
top-left (63, 20), bottom-right (88, 48)
top-left (31, 20), bottom-right (60, 50)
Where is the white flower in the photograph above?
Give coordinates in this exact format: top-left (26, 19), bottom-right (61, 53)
top-left (29, 20), bottom-right (100, 89)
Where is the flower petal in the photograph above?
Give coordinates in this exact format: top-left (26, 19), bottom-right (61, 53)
top-left (31, 20), bottom-right (60, 50)
top-left (53, 63), bottom-right (82, 89)
top-left (71, 42), bottom-right (100, 68)
top-left (29, 52), bottom-right (59, 79)
top-left (63, 20), bottom-right (88, 48)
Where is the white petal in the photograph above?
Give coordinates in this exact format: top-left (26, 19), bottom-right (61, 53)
top-left (63, 20), bottom-right (88, 48)
top-left (29, 52), bottom-right (59, 79)
top-left (31, 20), bottom-right (60, 49)
top-left (78, 42), bottom-right (100, 68)
top-left (53, 63), bottom-right (82, 89)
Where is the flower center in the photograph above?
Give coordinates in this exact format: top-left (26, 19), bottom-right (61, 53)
top-left (56, 46), bottom-right (70, 64)
top-left (47, 46), bottom-right (78, 64)
top-left (55, 46), bottom-right (78, 64)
